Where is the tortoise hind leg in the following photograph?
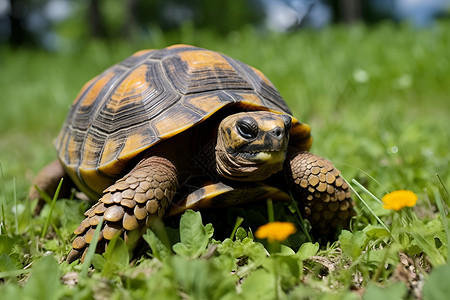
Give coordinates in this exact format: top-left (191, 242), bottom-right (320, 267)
top-left (286, 148), bottom-right (355, 240)
top-left (28, 159), bottom-right (75, 214)
top-left (67, 155), bottom-right (178, 263)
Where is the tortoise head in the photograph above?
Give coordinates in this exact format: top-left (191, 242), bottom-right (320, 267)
top-left (215, 111), bottom-right (292, 181)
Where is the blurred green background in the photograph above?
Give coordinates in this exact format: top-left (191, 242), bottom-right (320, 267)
top-left (0, 0), bottom-right (449, 205)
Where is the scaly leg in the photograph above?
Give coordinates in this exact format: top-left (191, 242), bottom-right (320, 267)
top-left (66, 155), bottom-right (178, 263)
top-left (286, 148), bottom-right (355, 240)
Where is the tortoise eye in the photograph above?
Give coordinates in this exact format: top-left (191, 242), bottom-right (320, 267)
top-left (236, 117), bottom-right (258, 140)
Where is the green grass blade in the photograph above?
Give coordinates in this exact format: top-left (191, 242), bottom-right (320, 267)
top-left (349, 179), bottom-right (391, 235)
top-left (0, 162), bottom-right (8, 235)
top-left (434, 187), bottom-right (449, 262)
top-left (343, 163), bottom-right (390, 194)
top-left (288, 190), bottom-right (313, 243)
top-left (230, 216), bottom-right (244, 240)
top-left (38, 178), bottom-right (63, 239)
top-left (351, 179), bottom-right (384, 205)
top-left (437, 174), bottom-right (450, 206)
top-left (266, 198), bottom-right (274, 223)
top-left (34, 187), bottom-right (52, 205)
top-left (13, 177), bottom-right (18, 235)
top-left (435, 174), bottom-right (449, 261)
top-left (0, 269), bottom-right (32, 279)
top-left (80, 216), bottom-right (104, 279)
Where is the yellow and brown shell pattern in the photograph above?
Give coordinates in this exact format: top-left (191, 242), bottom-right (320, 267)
top-left (55, 44), bottom-right (312, 200)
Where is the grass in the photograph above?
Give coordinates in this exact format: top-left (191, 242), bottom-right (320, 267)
top-left (0, 21), bottom-right (449, 298)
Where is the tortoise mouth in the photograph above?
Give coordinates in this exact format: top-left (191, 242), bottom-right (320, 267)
top-left (236, 150), bottom-right (286, 163)
top-left (215, 148), bottom-right (286, 181)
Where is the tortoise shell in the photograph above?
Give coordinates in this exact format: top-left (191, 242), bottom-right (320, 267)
top-left (55, 44), bottom-right (312, 199)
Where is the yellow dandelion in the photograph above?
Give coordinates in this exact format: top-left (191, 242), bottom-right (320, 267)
top-left (255, 221), bottom-right (297, 243)
top-left (382, 190), bottom-right (418, 211)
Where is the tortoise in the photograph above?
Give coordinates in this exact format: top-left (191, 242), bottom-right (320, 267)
top-left (29, 44), bottom-right (355, 263)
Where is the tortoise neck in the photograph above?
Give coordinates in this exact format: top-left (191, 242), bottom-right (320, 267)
top-left (190, 120), bottom-right (220, 180)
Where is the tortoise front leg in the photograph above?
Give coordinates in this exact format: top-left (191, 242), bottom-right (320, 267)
top-left (66, 155), bottom-right (178, 263)
top-left (286, 147), bottom-right (355, 240)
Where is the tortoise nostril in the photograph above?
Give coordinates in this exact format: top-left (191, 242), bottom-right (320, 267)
top-left (270, 127), bottom-right (283, 138)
